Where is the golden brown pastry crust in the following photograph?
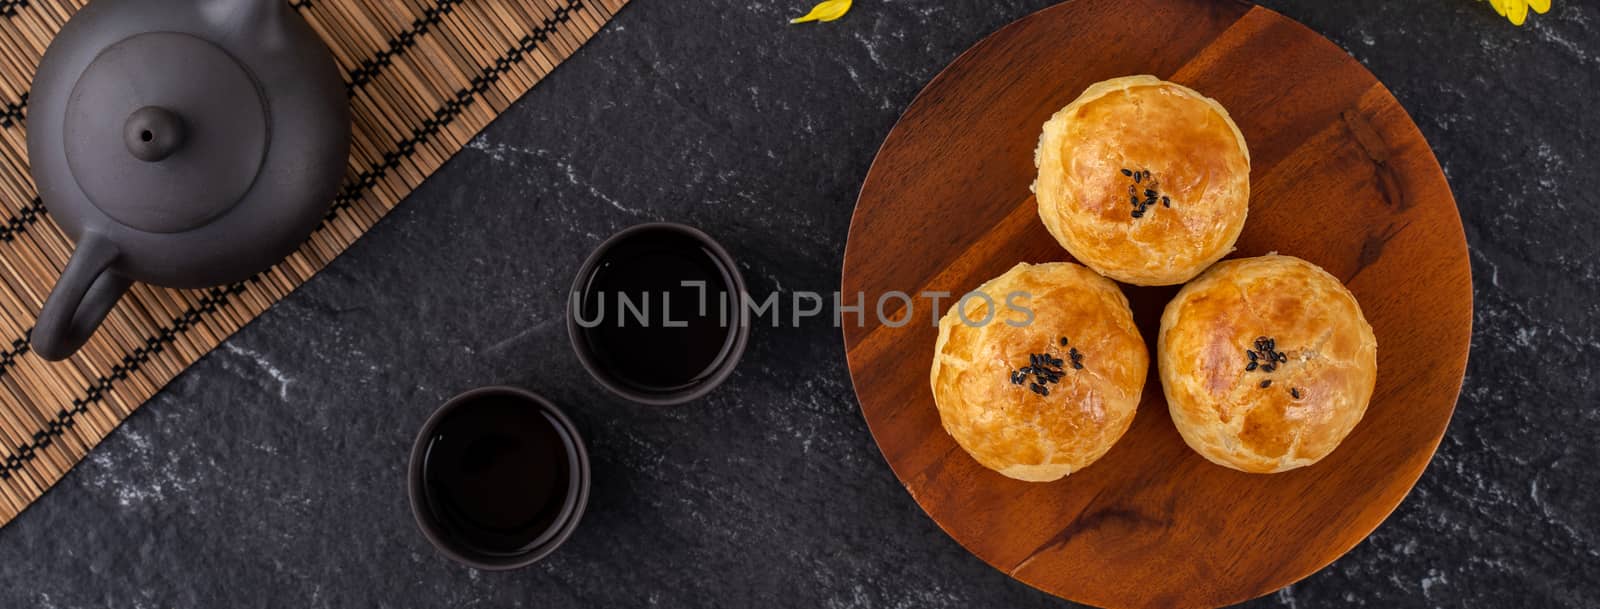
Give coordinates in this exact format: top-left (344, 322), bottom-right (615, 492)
top-left (931, 262), bottom-right (1147, 482)
top-left (1158, 255), bottom-right (1377, 473)
top-left (1035, 75), bottom-right (1250, 286)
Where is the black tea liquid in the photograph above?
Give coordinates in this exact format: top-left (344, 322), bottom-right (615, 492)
top-left (420, 394), bottom-right (574, 556)
top-left (576, 228), bottom-right (739, 393)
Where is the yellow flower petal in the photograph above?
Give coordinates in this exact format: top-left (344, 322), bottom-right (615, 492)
top-left (790, 0), bottom-right (851, 24)
top-left (1527, 0), bottom-right (1551, 13)
top-left (1506, 0), bottom-right (1528, 24)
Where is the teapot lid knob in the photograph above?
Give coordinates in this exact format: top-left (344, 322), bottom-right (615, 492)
top-left (123, 106), bottom-right (186, 162)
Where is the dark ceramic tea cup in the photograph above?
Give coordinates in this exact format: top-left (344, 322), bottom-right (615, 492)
top-left (567, 223), bottom-right (750, 405)
top-left (408, 386), bottom-right (590, 569)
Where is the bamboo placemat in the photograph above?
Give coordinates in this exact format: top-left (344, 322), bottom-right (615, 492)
top-left (0, 0), bottom-right (629, 526)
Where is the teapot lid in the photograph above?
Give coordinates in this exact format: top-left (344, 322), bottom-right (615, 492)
top-left (63, 31), bottom-right (268, 234)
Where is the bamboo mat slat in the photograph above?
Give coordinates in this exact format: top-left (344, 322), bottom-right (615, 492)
top-left (0, 0), bottom-right (630, 526)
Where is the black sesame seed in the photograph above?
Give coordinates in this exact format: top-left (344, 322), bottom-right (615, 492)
top-left (1121, 168), bottom-right (1133, 176)
top-left (1142, 170), bottom-right (1151, 180)
top-left (1260, 380), bottom-right (1272, 388)
top-left (1072, 361), bottom-right (1084, 370)
top-left (1144, 189), bottom-right (1157, 197)
top-left (1290, 388), bottom-right (1301, 399)
top-left (1131, 210), bottom-right (1144, 218)
top-left (1060, 337), bottom-right (1069, 346)
top-left (1134, 172), bottom-right (1143, 183)
top-left (1161, 197), bottom-right (1171, 208)
top-left (1246, 361), bottom-right (1258, 371)
top-left (1263, 364), bottom-right (1276, 373)
top-left (1247, 351), bottom-right (1258, 361)
top-left (1276, 352), bottom-right (1288, 363)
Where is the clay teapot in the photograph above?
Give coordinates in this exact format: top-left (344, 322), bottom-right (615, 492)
top-left (26, 0), bottom-right (349, 360)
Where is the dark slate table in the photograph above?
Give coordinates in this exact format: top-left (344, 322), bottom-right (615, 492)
top-left (3, 1), bottom-right (1594, 607)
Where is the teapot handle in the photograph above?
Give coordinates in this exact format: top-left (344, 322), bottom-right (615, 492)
top-left (31, 234), bottom-right (132, 361)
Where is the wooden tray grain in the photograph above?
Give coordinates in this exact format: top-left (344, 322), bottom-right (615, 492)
top-left (840, 1), bottom-right (1472, 607)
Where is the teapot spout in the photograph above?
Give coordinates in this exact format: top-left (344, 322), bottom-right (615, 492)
top-left (201, 0), bottom-right (294, 49)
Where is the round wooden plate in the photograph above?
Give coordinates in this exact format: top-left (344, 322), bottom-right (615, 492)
top-left (840, 1), bottom-right (1473, 607)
